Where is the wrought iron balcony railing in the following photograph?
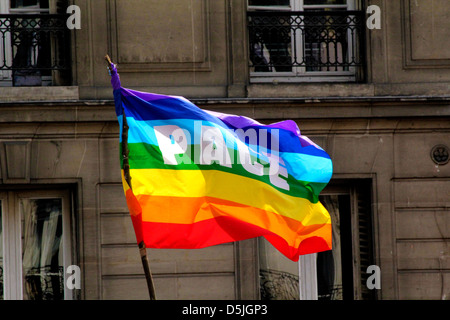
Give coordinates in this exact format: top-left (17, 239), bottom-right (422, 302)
top-left (0, 14), bottom-right (71, 86)
top-left (24, 266), bottom-right (65, 300)
top-left (248, 10), bottom-right (366, 81)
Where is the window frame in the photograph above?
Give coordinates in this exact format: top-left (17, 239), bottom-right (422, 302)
top-left (297, 180), bottom-right (376, 300)
top-left (0, 0), bottom-right (51, 85)
top-left (0, 189), bottom-right (74, 300)
top-left (247, 0), bottom-right (360, 83)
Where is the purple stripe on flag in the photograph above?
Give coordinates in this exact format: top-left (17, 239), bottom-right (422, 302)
top-left (109, 63), bottom-right (121, 91)
top-left (205, 110), bottom-right (321, 149)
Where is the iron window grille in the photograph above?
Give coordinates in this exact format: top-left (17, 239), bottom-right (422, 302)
top-left (24, 266), bottom-right (65, 300)
top-left (247, 10), bottom-right (366, 82)
top-left (0, 14), bottom-right (71, 86)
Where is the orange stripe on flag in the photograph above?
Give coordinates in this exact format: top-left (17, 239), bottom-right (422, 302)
top-left (132, 194), bottom-right (331, 255)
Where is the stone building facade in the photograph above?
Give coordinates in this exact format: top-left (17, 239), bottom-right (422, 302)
top-left (0, 0), bottom-right (449, 300)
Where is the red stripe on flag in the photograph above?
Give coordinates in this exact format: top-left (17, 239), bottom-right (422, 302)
top-left (130, 215), bottom-right (330, 262)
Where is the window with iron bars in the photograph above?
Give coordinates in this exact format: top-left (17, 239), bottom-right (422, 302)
top-left (0, 0), bottom-right (71, 86)
top-left (247, 0), bottom-right (366, 83)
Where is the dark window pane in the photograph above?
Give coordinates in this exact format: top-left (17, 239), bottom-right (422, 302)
top-left (21, 198), bottom-right (64, 300)
top-left (317, 195), bottom-right (349, 300)
top-left (10, 0), bottom-right (49, 9)
top-left (249, 0), bottom-right (290, 6)
top-left (304, 0), bottom-right (346, 4)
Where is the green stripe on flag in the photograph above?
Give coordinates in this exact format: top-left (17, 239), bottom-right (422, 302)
top-left (120, 142), bottom-right (326, 203)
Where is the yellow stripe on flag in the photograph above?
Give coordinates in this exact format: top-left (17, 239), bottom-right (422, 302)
top-left (128, 168), bottom-right (330, 226)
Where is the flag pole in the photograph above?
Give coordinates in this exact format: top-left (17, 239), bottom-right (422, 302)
top-left (105, 55), bottom-right (157, 300)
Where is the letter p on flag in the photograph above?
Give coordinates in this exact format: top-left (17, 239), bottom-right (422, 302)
top-left (154, 125), bottom-right (191, 165)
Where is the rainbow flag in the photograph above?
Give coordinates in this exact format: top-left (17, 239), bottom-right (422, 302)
top-left (110, 65), bottom-right (333, 261)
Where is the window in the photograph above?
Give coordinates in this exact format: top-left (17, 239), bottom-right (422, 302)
top-left (0, 189), bottom-right (74, 300)
top-left (0, 0), bottom-right (71, 86)
top-left (311, 180), bottom-right (376, 300)
top-left (9, 0), bottom-right (49, 12)
top-left (247, 0), bottom-right (365, 82)
top-left (259, 180), bottom-right (376, 300)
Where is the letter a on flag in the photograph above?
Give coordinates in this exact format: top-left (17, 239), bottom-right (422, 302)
top-left (109, 63), bottom-right (333, 261)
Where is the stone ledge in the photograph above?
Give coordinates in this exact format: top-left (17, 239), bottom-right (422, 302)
top-left (0, 95), bottom-right (449, 124)
top-left (0, 86), bottom-right (79, 102)
top-left (247, 82), bottom-right (450, 99)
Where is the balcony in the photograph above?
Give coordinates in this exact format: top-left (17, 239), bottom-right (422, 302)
top-left (247, 10), bottom-right (366, 83)
top-left (0, 14), bottom-right (71, 87)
